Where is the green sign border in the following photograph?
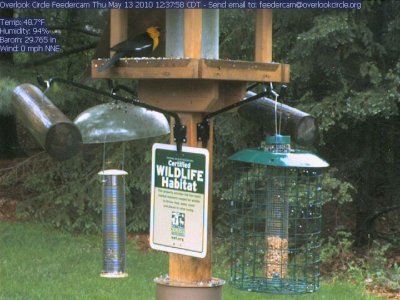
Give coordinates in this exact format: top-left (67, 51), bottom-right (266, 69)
top-left (149, 143), bottom-right (209, 258)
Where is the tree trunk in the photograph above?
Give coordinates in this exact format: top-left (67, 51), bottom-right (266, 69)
top-left (0, 115), bottom-right (24, 159)
top-left (354, 121), bottom-right (375, 247)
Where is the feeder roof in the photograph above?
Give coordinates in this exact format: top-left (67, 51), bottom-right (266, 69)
top-left (229, 148), bottom-right (329, 168)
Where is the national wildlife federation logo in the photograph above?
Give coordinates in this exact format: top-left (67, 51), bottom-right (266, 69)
top-left (171, 212), bottom-right (185, 238)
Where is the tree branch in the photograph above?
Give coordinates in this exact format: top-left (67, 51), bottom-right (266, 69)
top-left (368, 205), bottom-right (400, 223)
top-left (48, 26), bottom-right (101, 37)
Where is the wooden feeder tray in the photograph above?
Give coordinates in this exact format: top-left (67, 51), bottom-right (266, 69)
top-left (92, 58), bottom-right (289, 112)
top-left (92, 58), bottom-right (290, 83)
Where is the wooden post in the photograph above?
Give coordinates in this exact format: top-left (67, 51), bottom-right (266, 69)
top-left (167, 10), bottom-right (213, 284)
top-left (169, 113), bottom-right (213, 283)
top-left (255, 10), bottom-right (272, 62)
top-left (109, 9), bottom-right (128, 56)
top-left (91, 7), bottom-right (289, 300)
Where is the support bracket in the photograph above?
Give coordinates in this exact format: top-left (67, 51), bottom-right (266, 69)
top-left (196, 89), bottom-right (270, 148)
top-left (173, 124), bottom-right (187, 152)
top-left (197, 120), bottom-right (210, 148)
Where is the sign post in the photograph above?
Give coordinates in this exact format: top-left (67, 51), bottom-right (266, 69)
top-left (150, 143), bottom-right (209, 258)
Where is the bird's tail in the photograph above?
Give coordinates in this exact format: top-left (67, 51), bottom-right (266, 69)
top-left (98, 52), bottom-right (124, 72)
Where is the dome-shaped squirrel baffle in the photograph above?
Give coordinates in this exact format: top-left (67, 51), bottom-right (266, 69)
top-left (228, 135), bottom-right (328, 294)
top-left (74, 101), bottom-right (170, 144)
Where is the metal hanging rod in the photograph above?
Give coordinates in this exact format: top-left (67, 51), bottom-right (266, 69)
top-left (197, 84), bottom-right (288, 148)
top-left (204, 90), bottom-right (269, 121)
top-left (197, 87), bottom-right (273, 148)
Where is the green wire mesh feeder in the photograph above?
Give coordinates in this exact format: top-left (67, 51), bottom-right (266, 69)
top-left (229, 134), bottom-right (329, 294)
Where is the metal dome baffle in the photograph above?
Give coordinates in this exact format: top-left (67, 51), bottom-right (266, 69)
top-left (74, 101), bottom-right (170, 144)
top-left (229, 135), bottom-right (328, 294)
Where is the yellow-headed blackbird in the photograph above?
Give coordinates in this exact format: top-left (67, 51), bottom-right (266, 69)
top-left (98, 26), bottom-right (161, 72)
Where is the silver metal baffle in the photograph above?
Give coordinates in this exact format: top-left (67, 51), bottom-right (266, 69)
top-left (98, 169), bottom-right (128, 278)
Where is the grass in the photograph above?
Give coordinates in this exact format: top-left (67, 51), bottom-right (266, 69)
top-left (221, 282), bottom-right (383, 300)
top-left (0, 221), bottom-right (385, 300)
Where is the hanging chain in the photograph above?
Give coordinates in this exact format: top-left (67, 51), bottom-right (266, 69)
top-left (279, 96), bottom-right (283, 135)
top-left (271, 83), bottom-right (285, 136)
top-left (122, 142), bottom-right (125, 170)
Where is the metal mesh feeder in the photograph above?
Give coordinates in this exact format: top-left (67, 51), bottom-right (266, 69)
top-left (99, 169), bottom-right (128, 278)
top-left (229, 135), bottom-right (328, 294)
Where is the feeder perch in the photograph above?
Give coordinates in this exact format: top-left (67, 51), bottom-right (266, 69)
top-left (229, 135), bottom-right (328, 294)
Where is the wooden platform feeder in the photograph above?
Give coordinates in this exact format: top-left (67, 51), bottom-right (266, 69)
top-left (91, 9), bottom-right (290, 300)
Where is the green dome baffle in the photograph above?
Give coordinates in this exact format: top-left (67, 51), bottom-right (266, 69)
top-left (228, 135), bottom-right (329, 294)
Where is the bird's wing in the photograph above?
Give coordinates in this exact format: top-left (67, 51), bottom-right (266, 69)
top-left (98, 51), bottom-right (125, 72)
top-left (111, 33), bottom-right (154, 56)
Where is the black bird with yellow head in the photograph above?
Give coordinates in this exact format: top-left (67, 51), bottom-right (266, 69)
top-left (98, 26), bottom-right (161, 72)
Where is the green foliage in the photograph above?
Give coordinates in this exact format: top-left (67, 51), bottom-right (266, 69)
top-left (14, 9), bottom-right (104, 77)
top-left (364, 241), bottom-right (400, 293)
top-left (212, 112), bottom-right (265, 236)
top-left (275, 3), bottom-right (400, 134)
top-left (0, 8), bottom-right (143, 233)
top-left (321, 229), bottom-right (355, 271)
top-left (298, 62), bottom-right (400, 136)
top-left (322, 168), bottom-right (355, 204)
top-left (270, 2), bottom-right (400, 248)
top-left (5, 151), bottom-right (102, 233)
top-left (321, 229), bottom-right (400, 294)
top-left (219, 10), bottom-right (255, 60)
top-left (0, 136), bottom-right (168, 233)
top-left (0, 77), bottom-right (18, 116)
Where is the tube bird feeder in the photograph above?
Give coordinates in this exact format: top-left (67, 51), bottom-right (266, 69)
top-left (12, 84), bottom-right (82, 160)
top-left (238, 91), bottom-right (318, 147)
top-left (99, 169), bottom-right (128, 278)
top-left (229, 135), bottom-right (328, 294)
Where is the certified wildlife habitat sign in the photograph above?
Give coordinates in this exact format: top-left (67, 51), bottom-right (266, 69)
top-left (150, 143), bottom-right (209, 258)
